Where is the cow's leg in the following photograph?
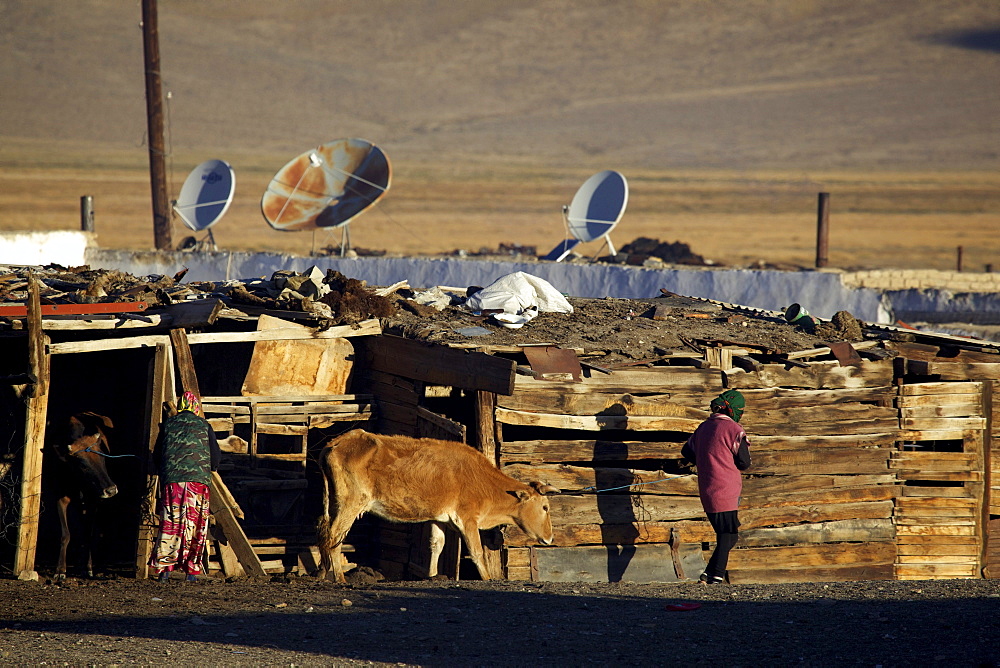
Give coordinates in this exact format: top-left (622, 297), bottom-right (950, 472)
top-left (318, 499), bottom-right (366, 583)
top-left (55, 496), bottom-right (72, 581)
top-left (427, 521), bottom-right (447, 578)
top-left (455, 519), bottom-right (492, 581)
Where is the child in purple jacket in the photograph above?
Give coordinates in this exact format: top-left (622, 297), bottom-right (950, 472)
top-left (681, 389), bottom-right (751, 584)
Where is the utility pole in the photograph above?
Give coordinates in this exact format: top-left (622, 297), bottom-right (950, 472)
top-left (141, 0), bottom-right (172, 250)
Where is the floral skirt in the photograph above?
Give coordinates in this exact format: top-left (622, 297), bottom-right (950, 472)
top-left (149, 481), bottom-right (211, 575)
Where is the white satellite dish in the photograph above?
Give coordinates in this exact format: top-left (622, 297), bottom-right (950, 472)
top-left (173, 159), bottom-right (236, 233)
top-left (543, 170), bottom-right (628, 262)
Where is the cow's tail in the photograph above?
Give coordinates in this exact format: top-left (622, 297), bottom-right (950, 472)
top-left (316, 444), bottom-right (335, 573)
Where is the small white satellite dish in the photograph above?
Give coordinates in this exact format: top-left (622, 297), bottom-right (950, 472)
top-left (261, 138), bottom-right (391, 256)
top-left (173, 159), bottom-right (236, 233)
top-left (543, 170), bottom-right (628, 262)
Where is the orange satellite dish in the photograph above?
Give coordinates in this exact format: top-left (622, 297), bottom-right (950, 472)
top-left (261, 138), bottom-right (391, 232)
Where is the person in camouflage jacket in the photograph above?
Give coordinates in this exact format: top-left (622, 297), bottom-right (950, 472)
top-left (149, 391), bottom-right (220, 582)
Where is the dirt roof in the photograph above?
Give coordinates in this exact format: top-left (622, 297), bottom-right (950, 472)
top-left (0, 263), bottom-right (895, 371)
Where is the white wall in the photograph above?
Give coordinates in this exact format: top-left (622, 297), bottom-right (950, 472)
top-left (88, 248), bottom-right (896, 322)
top-left (0, 231), bottom-right (92, 267)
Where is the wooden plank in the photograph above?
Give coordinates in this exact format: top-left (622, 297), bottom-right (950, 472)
top-left (494, 408), bottom-right (702, 432)
top-left (49, 333), bottom-right (170, 354)
top-left (725, 360), bottom-right (894, 390)
top-left (498, 390), bottom-right (709, 419)
top-left (897, 393), bottom-right (981, 408)
top-left (162, 299), bottom-right (223, 329)
top-left (415, 405), bottom-right (466, 441)
top-left (749, 448), bottom-right (890, 475)
top-left (186, 318), bottom-right (382, 344)
top-left (38, 314), bottom-right (169, 331)
top-left (731, 563), bottom-right (895, 584)
top-left (308, 412), bottom-right (373, 427)
top-left (208, 476), bottom-right (267, 577)
top-left (740, 501), bottom-right (894, 530)
top-left (749, 433), bottom-right (898, 451)
top-left (255, 423), bottom-right (309, 436)
top-left (895, 516), bottom-right (976, 526)
top-left (737, 386), bottom-right (896, 409)
top-left (242, 315), bottom-right (356, 396)
top-left (504, 522), bottom-right (674, 547)
top-left (514, 367), bottom-right (725, 394)
top-left (500, 439), bottom-right (684, 465)
top-left (364, 335), bottom-right (516, 395)
top-left (14, 275), bottom-right (50, 579)
top-left (731, 519), bottom-right (895, 548)
top-left (896, 470), bottom-right (982, 482)
top-left (202, 394), bottom-right (371, 404)
top-left (898, 429), bottom-right (967, 441)
top-left (726, 541), bottom-right (895, 569)
top-left (896, 525), bottom-right (976, 536)
top-left (901, 416), bottom-right (986, 430)
top-left (908, 361), bottom-right (1000, 381)
top-left (899, 381), bottom-right (984, 396)
top-left (135, 342), bottom-right (172, 578)
top-left (900, 404), bottom-right (981, 418)
top-left (895, 496), bottom-right (977, 509)
top-left (895, 534), bottom-right (979, 545)
top-left (893, 563), bottom-right (978, 577)
top-left (896, 555), bottom-right (979, 564)
top-left (532, 543), bottom-right (678, 583)
top-left (502, 464), bottom-right (698, 496)
top-left (253, 403), bottom-right (371, 415)
top-left (169, 328), bottom-right (201, 396)
top-left (743, 404), bottom-right (897, 427)
top-left (748, 418), bottom-right (900, 436)
top-left (549, 494), bottom-right (705, 524)
top-left (743, 474), bottom-right (896, 496)
top-left (744, 485), bottom-right (897, 509)
top-left (897, 543), bottom-right (980, 556)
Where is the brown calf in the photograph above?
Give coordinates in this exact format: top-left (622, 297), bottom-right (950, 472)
top-left (47, 412), bottom-right (118, 580)
top-left (316, 429), bottom-right (557, 582)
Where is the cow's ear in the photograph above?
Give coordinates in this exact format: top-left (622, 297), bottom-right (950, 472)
top-left (68, 416), bottom-right (85, 441)
top-left (79, 411), bottom-right (113, 430)
top-left (530, 480), bottom-right (560, 496)
top-left (511, 489), bottom-right (530, 502)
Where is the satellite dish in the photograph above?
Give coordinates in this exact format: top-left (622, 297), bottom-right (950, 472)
top-left (261, 139), bottom-right (391, 245)
top-left (173, 159), bottom-right (235, 232)
top-left (542, 170), bottom-right (628, 262)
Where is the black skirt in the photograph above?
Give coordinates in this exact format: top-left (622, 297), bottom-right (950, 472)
top-left (706, 510), bottom-right (741, 535)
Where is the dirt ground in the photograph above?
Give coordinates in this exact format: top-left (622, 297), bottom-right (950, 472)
top-left (1, 576), bottom-right (998, 666)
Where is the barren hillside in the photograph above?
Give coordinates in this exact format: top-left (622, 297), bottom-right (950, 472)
top-left (1, 1), bottom-right (998, 265)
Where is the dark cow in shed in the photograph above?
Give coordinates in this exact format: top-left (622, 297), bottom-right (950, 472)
top-left (46, 412), bottom-right (118, 580)
top-left (317, 429), bottom-right (557, 582)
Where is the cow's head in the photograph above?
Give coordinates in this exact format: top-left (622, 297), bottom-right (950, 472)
top-left (55, 413), bottom-right (119, 499)
top-left (511, 480), bottom-right (559, 545)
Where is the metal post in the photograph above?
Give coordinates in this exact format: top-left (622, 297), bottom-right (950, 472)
top-left (80, 195), bottom-right (94, 232)
top-left (957, 245), bottom-right (964, 272)
top-left (141, 0), bottom-right (172, 251)
top-left (815, 192), bottom-right (830, 269)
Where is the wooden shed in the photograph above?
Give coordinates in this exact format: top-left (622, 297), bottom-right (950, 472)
top-left (1, 271), bottom-right (997, 584)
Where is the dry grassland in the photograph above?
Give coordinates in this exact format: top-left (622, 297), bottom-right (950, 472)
top-left (2, 154), bottom-right (998, 272)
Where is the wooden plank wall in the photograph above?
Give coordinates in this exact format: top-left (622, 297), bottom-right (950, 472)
top-left (498, 354), bottom-right (998, 583)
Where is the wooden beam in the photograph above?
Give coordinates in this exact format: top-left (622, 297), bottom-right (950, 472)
top-left (208, 474), bottom-right (267, 577)
top-left (185, 318), bottom-right (382, 344)
top-left (364, 335), bottom-right (515, 395)
top-left (14, 275), bottom-right (50, 579)
top-left (135, 341), bottom-right (172, 578)
top-left (500, 439), bottom-right (684, 465)
top-left (495, 408), bottom-right (701, 432)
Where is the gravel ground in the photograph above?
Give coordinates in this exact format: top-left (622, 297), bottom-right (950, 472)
top-left (1, 576), bottom-right (998, 666)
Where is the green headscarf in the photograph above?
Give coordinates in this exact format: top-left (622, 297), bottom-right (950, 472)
top-left (710, 389), bottom-right (745, 422)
